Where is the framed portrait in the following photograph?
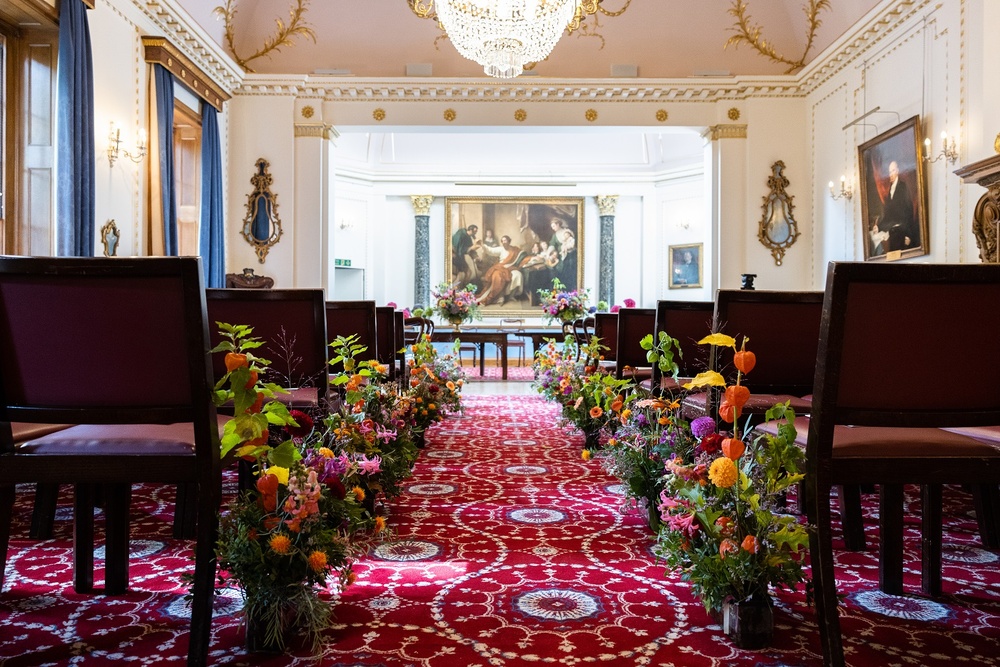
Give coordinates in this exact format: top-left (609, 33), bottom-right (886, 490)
top-left (668, 243), bottom-right (702, 289)
top-left (857, 115), bottom-right (929, 261)
top-left (445, 197), bottom-right (585, 319)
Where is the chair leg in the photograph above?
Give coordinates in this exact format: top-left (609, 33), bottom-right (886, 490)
top-left (808, 479), bottom-right (846, 667)
top-left (838, 484), bottom-right (866, 551)
top-left (973, 484), bottom-right (1000, 549)
top-left (186, 479), bottom-right (221, 667)
top-left (173, 482), bottom-right (198, 539)
top-left (29, 483), bottom-right (60, 539)
top-left (879, 483), bottom-right (905, 595)
top-left (0, 483), bottom-right (14, 591)
top-left (73, 483), bottom-right (95, 593)
top-left (921, 484), bottom-right (942, 597)
top-left (103, 483), bottom-right (131, 595)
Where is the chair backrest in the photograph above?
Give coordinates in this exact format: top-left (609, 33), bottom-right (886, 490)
top-left (404, 316), bottom-right (435, 342)
top-left (593, 312), bottom-right (618, 360)
top-left (714, 289), bottom-right (824, 396)
top-left (393, 309), bottom-right (405, 371)
top-left (572, 316), bottom-right (594, 358)
top-left (812, 262), bottom-right (1000, 436)
top-left (651, 300), bottom-right (714, 387)
top-left (206, 288), bottom-right (328, 396)
top-left (374, 306), bottom-right (396, 378)
top-left (0, 256), bottom-right (217, 452)
top-left (326, 300), bottom-right (377, 362)
top-left (614, 307), bottom-right (656, 378)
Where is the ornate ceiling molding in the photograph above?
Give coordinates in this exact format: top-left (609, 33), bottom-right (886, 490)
top-left (143, 36), bottom-right (231, 110)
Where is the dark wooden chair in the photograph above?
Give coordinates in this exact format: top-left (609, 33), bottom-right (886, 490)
top-left (206, 289), bottom-right (329, 409)
top-left (649, 300), bottom-right (714, 396)
top-left (326, 300), bottom-right (378, 369)
top-left (375, 306), bottom-right (397, 382)
top-left (592, 312), bottom-right (618, 371)
top-left (394, 310), bottom-right (406, 385)
top-left (802, 262), bottom-right (1000, 667)
top-left (0, 256), bottom-right (221, 667)
top-left (614, 307), bottom-right (656, 383)
top-left (498, 318), bottom-right (528, 367)
top-left (404, 316), bottom-right (435, 345)
top-left (572, 315), bottom-right (594, 362)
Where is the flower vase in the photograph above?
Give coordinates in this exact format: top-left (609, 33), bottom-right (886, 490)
top-left (646, 496), bottom-right (661, 533)
top-left (719, 592), bottom-right (774, 649)
top-left (448, 316), bottom-right (464, 333)
top-left (583, 426), bottom-right (601, 449)
top-left (245, 606), bottom-right (286, 655)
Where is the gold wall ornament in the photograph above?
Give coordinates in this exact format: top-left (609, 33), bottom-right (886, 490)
top-left (213, 0), bottom-right (315, 73)
top-left (411, 195), bottom-right (434, 216)
top-left (514, 109), bottom-right (527, 122)
top-left (995, 132), bottom-right (1000, 154)
top-left (242, 158), bottom-right (284, 263)
top-left (728, 107), bottom-right (741, 121)
top-left (443, 108), bottom-right (456, 122)
top-left (757, 160), bottom-right (800, 266)
top-left (656, 109), bottom-right (668, 122)
top-left (725, 0), bottom-right (830, 74)
top-left (301, 105), bottom-right (314, 119)
top-left (373, 108), bottom-right (386, 121)
top-left (585, 108), bottom-right (598, 122)
top-left (101, 220), bottom-right (120, 257)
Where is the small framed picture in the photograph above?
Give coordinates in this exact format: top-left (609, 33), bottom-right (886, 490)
top-left (669, 243), bottom-right (702, 289)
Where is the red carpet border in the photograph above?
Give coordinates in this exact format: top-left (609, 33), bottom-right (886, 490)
top-left (1, 395), bottom-right (998, 665)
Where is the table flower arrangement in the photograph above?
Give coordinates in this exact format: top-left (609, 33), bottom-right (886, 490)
top-left (211, 325), bottom-right (370, 653)
top-left (653, 334), bottom-right (810, 648)
top-left (537, 278), bottom-right (590, 324)
top-left (432, 282), bottom-right (481, 329)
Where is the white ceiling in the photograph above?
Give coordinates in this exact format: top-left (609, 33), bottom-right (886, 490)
top-left (177, 0), bottom-right (881, 79)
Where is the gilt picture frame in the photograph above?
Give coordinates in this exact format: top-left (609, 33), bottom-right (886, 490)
top-left (668, 243), bottom-right (702, 289)
top-left (445, 197), bottom-right (584, 320)
top-left (857, 115), bottom-right (929, 261)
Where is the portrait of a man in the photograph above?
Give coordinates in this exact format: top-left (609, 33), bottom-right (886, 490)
top-left (445, 197), bottom-right (584, 318)
top-left (669, 243), bottom-right (702, 289)
top-left (858, 116), bottom-right (929, 261)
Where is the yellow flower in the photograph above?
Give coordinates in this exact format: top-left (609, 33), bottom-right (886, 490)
top-left (266, 466), bottom-right (289, 486)
top-left (318, 447), bottom-right (334, 458)
top-left (684, 370), bottom-right (727, 390)
top-left (708, 457), bottom-right (738, 488)
top-left (269, 534), bottom-right (292, 555)
top-left (697, 333), bottom-right (737, 348)
top-left (374, 515), bottom-right (387, 532)
top-left (307, 550), bottom-right (328, 572)
top-left (581, 449), bottom-right (592, 461)
top-left (352, 486), bottom-right (366, 503)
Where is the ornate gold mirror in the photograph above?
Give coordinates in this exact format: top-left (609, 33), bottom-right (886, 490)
top-left (242, 158), bottom-right (283, 263)
top-left (758, 160), bottom-right (800, 266)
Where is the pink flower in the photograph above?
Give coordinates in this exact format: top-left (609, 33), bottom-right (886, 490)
top-left (623, 298), bottom-right (636, 308)
top-left (356, 454), bottom-right (382, 475)
top-left (610, 305), bottom-right (621, 313)
top-left (386, 302), bottom-right (397, 308)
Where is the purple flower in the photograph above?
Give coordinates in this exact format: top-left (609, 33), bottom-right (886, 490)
top-left (691, 416), bottom-right (716, 439)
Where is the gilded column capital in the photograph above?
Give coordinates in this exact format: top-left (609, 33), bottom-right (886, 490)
top-left (596, 195), bottom-right (619, 217)
top-left (410, 195), bottom-right (434, 216)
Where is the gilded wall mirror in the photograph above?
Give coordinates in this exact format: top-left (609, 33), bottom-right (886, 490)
top-left (242, 158), bottom-right (283, 263)
top-left (758, 160), bottom-right (800, 266)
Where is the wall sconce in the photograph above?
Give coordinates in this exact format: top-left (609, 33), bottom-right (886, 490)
top-left (924, 131), bottom-right (958, 164)
top-left (107, 122), bottom-right (147, 167)
top-left (828, 175), bottom-right (852, 201)
top-left (338, 218), bottom-right (355, 230)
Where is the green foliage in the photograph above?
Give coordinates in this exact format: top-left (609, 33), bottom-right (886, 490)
top-left (640, 330), bottom-right (683, 380)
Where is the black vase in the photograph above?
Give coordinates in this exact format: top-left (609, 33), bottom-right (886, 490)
top-left (719, 592), bottom-right (774, 649)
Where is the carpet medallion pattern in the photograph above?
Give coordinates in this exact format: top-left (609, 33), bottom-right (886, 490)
top-left (1, 395), bottom-right (999, 665)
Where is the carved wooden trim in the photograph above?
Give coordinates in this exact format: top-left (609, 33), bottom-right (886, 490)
top-left (142, 36), bottom-right (231, 111)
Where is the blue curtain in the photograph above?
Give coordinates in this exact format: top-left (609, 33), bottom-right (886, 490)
top-left (154, 64), bottom-right (178, 256)
top-left (55, 0), bottom-right (95, 257)
top-left (199, 102), bottom-right (225, 288)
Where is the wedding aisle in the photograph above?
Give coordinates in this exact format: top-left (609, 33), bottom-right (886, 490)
top-left (1, 395), bottom-right (998, 665)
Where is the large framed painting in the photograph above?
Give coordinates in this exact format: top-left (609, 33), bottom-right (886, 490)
top-left (857, 115), bottom-right (929, 261)
top-left (668, 243), bottom-right (702, 289)
top-left (445, 197), bottom-right (585, 319)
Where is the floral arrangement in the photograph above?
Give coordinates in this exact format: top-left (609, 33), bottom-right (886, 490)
top-left (432, 282), bottom-right (481, 327)
top-left (211, 325), bottom-right (370, 652)
top-left (406, 334), bottom-right (466, 436)
top-left (610, 297), bottom-right (636, 314)
top-left (537, 278), bottom-right (590, 324)
top-left (653, 334), bottom-right (810, 621)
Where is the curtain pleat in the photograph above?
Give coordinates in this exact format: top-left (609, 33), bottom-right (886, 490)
top-left (199, 102), bottom-right (225, 287)
top-left (154, 64), bottom-right (178, 256)
top-left (55, 0), bottom-right (95, 257)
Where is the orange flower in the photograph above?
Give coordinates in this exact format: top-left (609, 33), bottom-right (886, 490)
top-left (269, 534), bottom-right (292, 555)
top-left (741, 535), bottom-right (759, 553)
top-left (719, 538), bottom-right (739, 559)
top-left (446, 381), bottom-right (456, 390)
top-left (224, 352), bottom-right (248, 372)
top-left (374, 516), bottom-right (387, 533)
top-left (708, 457), bottom-right (738, 488)
top-left (715, 516), bottom-right (735, 537)
top-left (722, 437), bottom-right (746, 461)
top-left (352, 486), bottom-right (366, 503)
top-left (581, 449), bottom-right (592, 461)
top-left (318, 447), bottom-right (334, 458)
top-left (610, 399), bottom-right (623, 412)
top-left (346, 571), bottom-right (358, 586)
top-left (724, 384), bottom-right (751, 411)
top-left (589, 406), bottom-right (603, 419)
top-left (307, 550), bottom-right (328, 572)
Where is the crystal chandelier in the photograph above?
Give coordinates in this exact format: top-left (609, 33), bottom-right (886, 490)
top-left (434, 0), bottom-right (581, 79)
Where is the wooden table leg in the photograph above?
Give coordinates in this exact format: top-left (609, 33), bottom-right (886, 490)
top-left (501, 339), bottom-right (508, 380)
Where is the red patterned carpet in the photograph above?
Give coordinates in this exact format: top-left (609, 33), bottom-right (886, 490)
top-left (463, 365), bottom-right (535, 381)
top-left (2, 395), bottom-right (999, 665)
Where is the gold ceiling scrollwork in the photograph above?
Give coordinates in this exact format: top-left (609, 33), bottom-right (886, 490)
top-left (214, 0), bottom-right (316, 73)
top-left (725, 0), bottom-right (830, 74)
